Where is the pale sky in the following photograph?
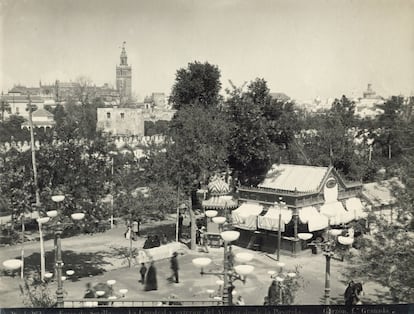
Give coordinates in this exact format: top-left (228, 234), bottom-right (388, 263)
top-left (1, 0), bottom-right (413, 101)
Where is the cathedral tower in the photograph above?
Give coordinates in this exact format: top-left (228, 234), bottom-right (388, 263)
top-left (116, 42), bottom-right (132, 102)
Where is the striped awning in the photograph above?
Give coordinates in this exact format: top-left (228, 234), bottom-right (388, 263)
top-left (202, 195), bottom-right (238, 210)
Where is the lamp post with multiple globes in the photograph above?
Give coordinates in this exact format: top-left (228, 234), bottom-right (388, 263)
top-left (193, 210), bottom-right (254, 306)
top-left (298, 220), bottom-right (354, 305)
top-left (43, 193), bottom-right (85, 308)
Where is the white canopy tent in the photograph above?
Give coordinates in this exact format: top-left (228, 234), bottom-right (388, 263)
top-left (257, 206), bottom-right (292, 231)
top-left (299, 206), bottom-right (329, 232)
top-left (345, 197), bottom-right (368, 220)
top-left (320, 201), bottom-right (354, 225)
top-left (232, 202), bottom-right (264, 230)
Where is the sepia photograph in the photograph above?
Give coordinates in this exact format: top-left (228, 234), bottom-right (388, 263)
top-left (0, 0), bottom-right (413, 312)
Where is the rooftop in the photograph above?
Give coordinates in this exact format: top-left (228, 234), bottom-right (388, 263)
top-left (258, 164), bottom-right (330, 193)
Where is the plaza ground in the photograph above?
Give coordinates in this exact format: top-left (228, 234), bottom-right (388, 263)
top-left (0, 218), bottom-right (391, 307)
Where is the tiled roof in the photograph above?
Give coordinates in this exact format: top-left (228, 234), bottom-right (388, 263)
top-left (258, 164), bottom-right (330, 193)
top-left (32, 108), bottom-right (54, 117)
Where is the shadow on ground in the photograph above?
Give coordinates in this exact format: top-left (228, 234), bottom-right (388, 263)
top-left (10, 250), bottom-right (112, 280)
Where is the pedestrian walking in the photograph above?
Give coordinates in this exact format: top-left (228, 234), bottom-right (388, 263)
top-left (139, 263), bottom-right (147, 284)
top-left (200, 226), bottom-right (209, 253)
top-left (196, 227), bottom-right (201, 245)
top-left (144, 261), bottom-right (158, 291)
top-left (169, 252), bottom-right (179, 283)
top-left (124, 226), bottom-right (131, 240)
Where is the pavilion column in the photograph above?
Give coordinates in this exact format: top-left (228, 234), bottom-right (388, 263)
top-left (293, 207), bottom-right (300, 256)
top-left (293, 207), bottom-right (298, 239)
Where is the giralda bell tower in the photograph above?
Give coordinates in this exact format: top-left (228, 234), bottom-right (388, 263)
top-left (116, 42), bottom-right (132, 102)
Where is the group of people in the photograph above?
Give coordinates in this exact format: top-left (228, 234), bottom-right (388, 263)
top-left (344, 280), bottom-right (364, 307)
top-left (139, 261), bottom-right (158, 291)
top-left (264, 278), bottom-right (364, 307)
top-left (124, 219), bottom-right (141, 241)
top-left (138, 252), bottom-right (181, 292)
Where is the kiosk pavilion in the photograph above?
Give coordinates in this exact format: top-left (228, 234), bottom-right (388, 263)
top-left (232, 164), bottom-right (368, 255)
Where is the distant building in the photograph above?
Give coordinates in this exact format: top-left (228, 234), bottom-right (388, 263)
top-left (140, 92), bottom-right (175, 122)
top-left (0, 92), bottom-right (45, 119)
top-left (355, 84), bottom-right (384, 118)
top-left (96, 107), bottom-right (144, 136)
top-left (21, 108), bottom-right (55, 130)
top-left (270, 92), bottom-right (290, 102)
top-left (116, 42), bottom-right (132, 103)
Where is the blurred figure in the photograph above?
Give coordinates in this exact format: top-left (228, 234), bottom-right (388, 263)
top-left (267, 280), bottom-right (278, 305)
top-left (132, 220), bottom-right (139, 240)
top-left (200, 226), bottom-right (209, 253)
top-left (139, 263), bottom-right (147, 284)
top-left (236, 295), bottom-right (245, 305)
top-left (145, 261), bottom-right (158, 291)
top-left (169, 252), bottom-right (179, 283)
top-left (344, 280), bottom-right (355, 307)
top-left (196, 227), bottom-right (201, 245)
top-left (161, 233), bottom-right (168, 245)
top-left (83, 283), bottom-right (95, 298)
top-left (153, 234), bottom-right (161, 247)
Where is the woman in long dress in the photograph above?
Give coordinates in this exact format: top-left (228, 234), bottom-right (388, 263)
top-left (145, 261), bottom-right (158, 291)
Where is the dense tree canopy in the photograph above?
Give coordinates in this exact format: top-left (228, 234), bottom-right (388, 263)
top-left (169, 61), bottom-right (222, 110)
top-left (166, 105), bottom-right (229, 192)
top-left (226, 81), bottom-right (275, 186)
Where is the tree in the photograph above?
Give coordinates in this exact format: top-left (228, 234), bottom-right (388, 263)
top-left (166, 61), bottom-right (227, 249)
top-left (0, 115), bottom-right (30, 142)
top-left (166, 105), bottom-right (229, 249)
top-left (169, 61), bottom-right (222, 110)
top-left (0, 135), bottom-right (115, 234)
top-left (374, 96), bottom-right (406, 161)
top-left (226, 79), bottom-right (278, 186)
top-left (53, 97), bottom-right (103, 140)
top-left (299, 96), bottom-right (366, 180)
top-left (346, 168), bottom-right (414, 302)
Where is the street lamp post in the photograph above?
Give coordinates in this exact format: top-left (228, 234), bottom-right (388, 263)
top-left (55, 222), bottom-right (64, 307)
top-left (298, 230), bottom-right (354, 305)
top-left (192, 215), bottom-right (254, 306)
top-left (108, 151), bottom-right (118, 230)
top-left (44, 193), bottom-right (85, 308)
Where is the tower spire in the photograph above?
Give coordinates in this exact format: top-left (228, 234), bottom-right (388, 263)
top-left (120, 41), bottom-right (128, 66)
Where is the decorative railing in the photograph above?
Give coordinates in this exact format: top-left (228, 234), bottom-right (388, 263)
top-left (63, 299), bottom-right (222, 308)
